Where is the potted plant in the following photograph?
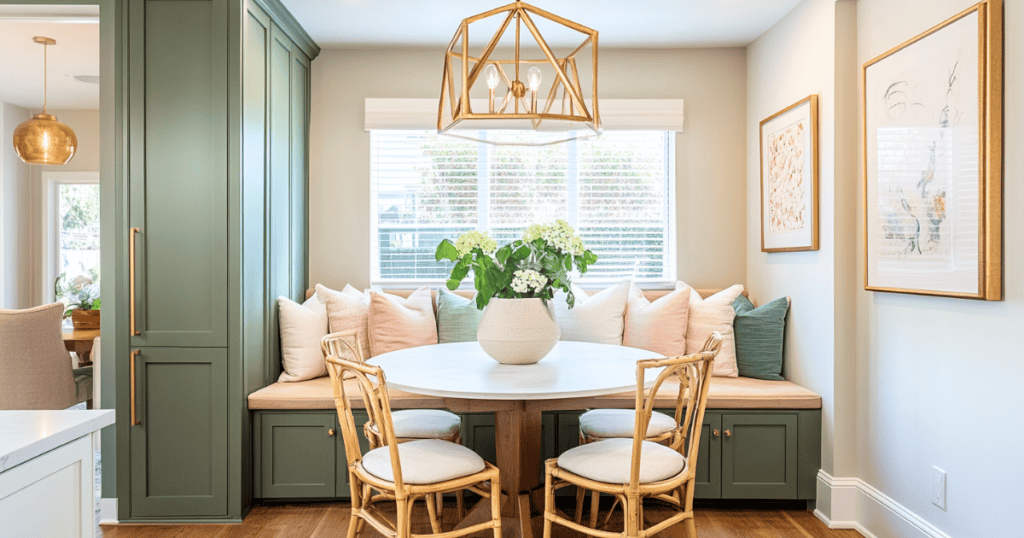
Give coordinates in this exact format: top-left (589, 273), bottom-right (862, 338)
top-left (55, 270), bottom-right (101, 329)
top-left (435, 220), bottom-right (597, 365)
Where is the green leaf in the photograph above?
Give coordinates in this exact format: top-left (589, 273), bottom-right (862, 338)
top-left (435, 239), bottom-right (459, 261)
top-left (565, 290), bottom-right (576, 309)
top-left (584, 250), bottom-right (598, 264)
top-left (446, 278), bottom-right (461, 290)
top-left (496, 244), bottom-right (512, 265)
top-left (563, 255), bottom-right (572, 271)
top-left (91, 298), bottom-right (101, 310)
top-left (511, 244), bottom-right (532, 261)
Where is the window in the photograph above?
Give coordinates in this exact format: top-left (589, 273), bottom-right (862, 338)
top-left (370, 130), bottom-right (675, 285)
top-left (42, 172), bottom-right (100, 302)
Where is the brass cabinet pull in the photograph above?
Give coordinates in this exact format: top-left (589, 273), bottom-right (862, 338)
top-left (713, 429), bottom-right (720, 437)
top-left (130, 350), bottom-right (140, 426)
top-left (328, 428), bottom-right (336, 437)
top-left (724, 429), bottom-right (731, 438)
top-left (129, 227), bottom-right (140, 336)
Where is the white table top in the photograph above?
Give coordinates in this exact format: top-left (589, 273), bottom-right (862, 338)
top-left (368, 341), bottom-right (664, 401)
top-left (0, 410), bottom-right (114, 472)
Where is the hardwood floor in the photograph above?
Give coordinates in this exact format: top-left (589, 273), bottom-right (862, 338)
top-left (101, 500), bottom-right (862, 538)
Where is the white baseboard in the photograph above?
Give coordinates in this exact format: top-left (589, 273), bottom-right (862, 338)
top-left (815, 470), bottom-right (950, 538)
top-left (99, 498), bottom-right (118, 525)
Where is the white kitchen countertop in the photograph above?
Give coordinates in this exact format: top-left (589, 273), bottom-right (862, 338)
top-left (0, 410), bottom-right (114, 472)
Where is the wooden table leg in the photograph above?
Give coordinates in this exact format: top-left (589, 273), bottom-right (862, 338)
top-left (453, 401), bottom-right (544, 538)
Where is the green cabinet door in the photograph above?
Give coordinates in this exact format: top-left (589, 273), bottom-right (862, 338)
top-left (259, 413), bottom-right (336, 498)
top-left (336, 410), bottom-right (371, 498)
top-left (129, 348), bottom-right (227, 517)
top-left (721, 414), bottom-right (798, 499)
top-left (289, 44), bottom-right (310, 301)
top-left (461, 413), bottom-right (497, 465)
top-left (128, 0), bottom-right (228, 348)
top-left (691, 412), bottom-right (722, 499)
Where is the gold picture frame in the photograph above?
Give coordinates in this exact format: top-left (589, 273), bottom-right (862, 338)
top-left (862, 0), bottom-right (1002, 300)
top-left (760, 95), bottom-right (820, 253)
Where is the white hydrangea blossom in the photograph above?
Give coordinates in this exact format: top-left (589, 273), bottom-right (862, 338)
top-left (510, 269), bottom-right (547, 294)
top-left (454, 230), bottom-right (498, 257)
top-left (522, 220), bottom-right (586, 256)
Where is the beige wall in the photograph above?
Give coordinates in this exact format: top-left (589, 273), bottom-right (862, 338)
top-left (852, 0), bottom-right (1024, 536)
top-left (0, 107), bottom-right (99, 307)
top-left (309, 47), bottom-right (748, 291)
top-left (745, 0), bottom-right (859, 483)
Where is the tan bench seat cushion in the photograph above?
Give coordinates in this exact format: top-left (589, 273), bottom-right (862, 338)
top-left (247, 375), bottom-right (822, 411)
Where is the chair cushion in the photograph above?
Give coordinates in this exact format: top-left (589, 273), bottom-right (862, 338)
top-left (369, 409), bottom-right (461, 439)
top-left (579, 409), bottom-right (677, 439)
top-left (361, 439), bottom-right (486, 484)
top-left (557, 438), bottom-right (686, 484)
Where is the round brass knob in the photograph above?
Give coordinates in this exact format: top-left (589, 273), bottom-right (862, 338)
top-left (713, 429), bottom-right (720, 437)
top-left (328, 428), bottom-right (336, 437)
top-left (724, 430), bottom-right (732, 437)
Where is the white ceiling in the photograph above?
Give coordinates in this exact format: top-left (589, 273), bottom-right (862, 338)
top-left (0, 6), bottom-right (100, 111)
top-left (280, 0), bottom-right (804, 49)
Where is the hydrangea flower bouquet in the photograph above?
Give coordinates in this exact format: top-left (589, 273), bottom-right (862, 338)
top-left (435, 220), bottom-right (598, 310)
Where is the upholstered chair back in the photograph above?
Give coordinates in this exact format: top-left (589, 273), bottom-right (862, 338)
top-left (0, 303), bottom-right (77, 410)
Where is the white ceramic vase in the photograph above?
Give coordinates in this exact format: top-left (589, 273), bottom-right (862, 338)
top-left (477, 297), bottom-right (561, 365)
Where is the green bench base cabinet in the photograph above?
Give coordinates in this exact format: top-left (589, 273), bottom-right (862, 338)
top-left (253, 409), bottom-right (821, 503)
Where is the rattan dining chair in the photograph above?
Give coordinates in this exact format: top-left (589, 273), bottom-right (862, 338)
top-left (322, 331), bottom-right (467, 518)
top-left (544, 332), bottom-right (723, 538)
top-left (325, 352), bottom-right (502, 538)
top-left (572, 333), bottom-right (724, 527)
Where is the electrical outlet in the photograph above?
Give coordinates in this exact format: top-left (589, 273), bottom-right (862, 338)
top-left (932, 466), bottom-right (947, 510)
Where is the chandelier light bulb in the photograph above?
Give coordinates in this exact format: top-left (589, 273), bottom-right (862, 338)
top-left (485, 64), bottom-right (500, 90)
top-left (527, 67), bottom-right (542, 92)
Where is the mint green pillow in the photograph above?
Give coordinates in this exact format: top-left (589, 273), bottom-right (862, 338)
top-left (436, 288), bottom-right (483, 343)
top-left (732, 295), bottom-right (790, 381)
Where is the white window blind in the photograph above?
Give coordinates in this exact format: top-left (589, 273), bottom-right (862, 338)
top-left (370, 130), bottom-right (675, 285)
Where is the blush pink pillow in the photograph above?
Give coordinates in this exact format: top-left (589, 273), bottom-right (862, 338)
top-left (623, 282), bottom-right (691, 357)
top-left (316, 283), bottom-right (372, 361)
top-left (367, 287), bottom-right (438, 357)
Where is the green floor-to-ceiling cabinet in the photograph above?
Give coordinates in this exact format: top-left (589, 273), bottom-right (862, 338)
top-left (118, 0), bottom-right (317, 521)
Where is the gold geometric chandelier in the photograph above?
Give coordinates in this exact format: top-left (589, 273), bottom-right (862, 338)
top-left (12, 36), bottom-right (78, 165)
top-left (437, 1), bottom-right (600, 146)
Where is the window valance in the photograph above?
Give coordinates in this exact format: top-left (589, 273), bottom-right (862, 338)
top-left (364, 98), bottom-right (685, 132)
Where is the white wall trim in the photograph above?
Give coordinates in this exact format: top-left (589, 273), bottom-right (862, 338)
top-left (99, 498), bottom-right (117, 524)
top-left (815, 470), bottom-right (952, 538)
top-left (364, 98), bottom-right (685, 131)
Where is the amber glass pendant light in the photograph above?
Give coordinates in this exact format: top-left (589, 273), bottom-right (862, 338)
top-left (12, 37), bottom-right (78, 165)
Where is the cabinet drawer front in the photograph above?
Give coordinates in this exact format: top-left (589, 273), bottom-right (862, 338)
top-left (260, 413), bottom-right (336, 498)
top-left (722, 414), bottom-right (798, 499)
top-left (129, 348), bottom-right (227, 517)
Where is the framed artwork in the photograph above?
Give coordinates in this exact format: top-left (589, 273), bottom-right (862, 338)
top-left (863, 0), bottom-right (1002, 300)
top-left (760, 95), bottom-right (819, 252)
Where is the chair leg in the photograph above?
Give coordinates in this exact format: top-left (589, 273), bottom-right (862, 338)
top-left (425, 494), bottom-right (442, 534)
top-left (490, 474), bottom-right (502, 538)
top-left (588, 490), bottom-right (600, 529)
top-left (456, 489), bottom-right (465, 520)
top-left (347, 475), bottom-right (361, 538)
top-left (543, 462), bottom-right (555, 538)
top-left (624, 495), bottom-right (640, 538)
top-left (396, 497), bottom-right (411, 538)
top-left (355, 484), bottom-right (371, 534)
top-left (574, 486), bottom-right (586, 524)
top-left (683, 517), bottom-right (698, 538)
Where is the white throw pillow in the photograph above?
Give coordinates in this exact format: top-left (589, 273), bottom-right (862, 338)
top-left (554, 280), bottom-right (630, 345)
top-left (277, 295), bottom-right (329, 382)
top-left (316, 283), bottom-right (372, 361)
top-left (682, 283), bottom-right (744, 377)
top-left (623, 282), bottom-right (691, 357)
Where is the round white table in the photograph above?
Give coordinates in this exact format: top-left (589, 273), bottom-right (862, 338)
top-left (369, 341), bottom-right (664, 538)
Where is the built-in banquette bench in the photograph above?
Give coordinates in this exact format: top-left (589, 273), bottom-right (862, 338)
top-left (247, 288), bottom-right (822, 506)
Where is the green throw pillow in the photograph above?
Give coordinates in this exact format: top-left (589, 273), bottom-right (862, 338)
top-left (436, 287), bottom-right (483, 343)
top-left (732, 295), bottom-right (790, 381)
